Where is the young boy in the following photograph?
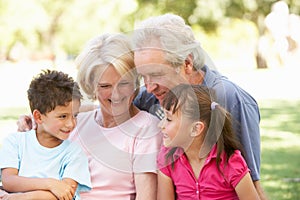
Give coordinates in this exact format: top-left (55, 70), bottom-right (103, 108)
top-left (0, 70), bottom-right (91, 200)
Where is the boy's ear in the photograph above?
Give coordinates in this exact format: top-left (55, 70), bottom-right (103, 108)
top-left (190, 121), bottom-right (205, 137)
top-left (32, 109), bottom-right (43, 124)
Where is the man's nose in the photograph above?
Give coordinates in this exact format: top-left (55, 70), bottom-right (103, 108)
top-left (145, 82), bottom-right (158, 93)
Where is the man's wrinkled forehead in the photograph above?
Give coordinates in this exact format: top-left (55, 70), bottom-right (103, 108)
top-left (134, 48), bottom-right (169, 66)
top-left (135, 63), bottom-right (168, 75)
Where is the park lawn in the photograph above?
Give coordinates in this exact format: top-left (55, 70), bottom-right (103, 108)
top-left (0, 99), bottom-right (299, 199)
top-left (259, 99), bottom-right (300, 200)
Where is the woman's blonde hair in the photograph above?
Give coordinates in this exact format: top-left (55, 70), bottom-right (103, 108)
top-left (76, 33), bottom-right (139, 100)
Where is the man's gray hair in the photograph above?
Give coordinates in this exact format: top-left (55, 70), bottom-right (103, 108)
top-left (132, 13), bottom-right (205, 71)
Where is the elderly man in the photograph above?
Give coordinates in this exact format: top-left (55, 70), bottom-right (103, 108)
top-left (132, 13), bottom-right (267, 200)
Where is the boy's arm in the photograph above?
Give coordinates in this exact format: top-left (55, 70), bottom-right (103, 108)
top-left (5, 190), bottom-right (58, 200)
top-left (1, 168), bottom-right (76, 199)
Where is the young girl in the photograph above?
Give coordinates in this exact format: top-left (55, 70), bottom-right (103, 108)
top-left (157, 84), bottom-right (260, 200)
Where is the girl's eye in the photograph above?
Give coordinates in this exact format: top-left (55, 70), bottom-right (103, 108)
top-left (166, 118), bottom-right (172, 122)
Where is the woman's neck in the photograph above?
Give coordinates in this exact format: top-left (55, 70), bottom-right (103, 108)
top-left (100, 105), bottom-right (139, 128)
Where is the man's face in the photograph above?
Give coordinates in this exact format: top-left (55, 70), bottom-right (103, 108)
top-left (134, 49), bottom-right (186, 104)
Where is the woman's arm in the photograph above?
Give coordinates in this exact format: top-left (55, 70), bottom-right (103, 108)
top-left (134, 172), bottom-right (157, 200)
top-left (157, 170), bottom-right (175, 200)
top-left (235, 172), bottom-right (260, 200)
top-left (1, 168), bottom-right (76, 200)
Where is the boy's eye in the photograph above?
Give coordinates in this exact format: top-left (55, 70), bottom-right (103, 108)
top-left (59, 115), bottom-right (67, 119)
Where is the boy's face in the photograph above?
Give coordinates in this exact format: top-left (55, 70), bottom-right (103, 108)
top-left (37, 99), bottom-right (80, 143)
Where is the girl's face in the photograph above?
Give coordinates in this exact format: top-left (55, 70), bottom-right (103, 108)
top-left (96, 65), bottom-right (136, 118)
top-left (159, 107), bottom-right (194, 149)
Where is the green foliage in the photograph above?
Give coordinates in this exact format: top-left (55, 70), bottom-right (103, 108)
top-left (1, 0), bottom-right (300, 59)
top-left (0, 0), bottom-right (138, 59)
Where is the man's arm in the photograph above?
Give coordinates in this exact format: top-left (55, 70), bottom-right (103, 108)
top-left (254, 180), bottom-right (268, 200)
top-left (228, 91), bottom-right (268, 200)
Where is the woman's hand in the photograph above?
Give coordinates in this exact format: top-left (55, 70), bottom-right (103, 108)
top-left (16, 115), bottom-right (36, 131)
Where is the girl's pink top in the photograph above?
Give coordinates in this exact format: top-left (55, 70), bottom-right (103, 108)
top-left (158, 145), bottom-right (250, 200)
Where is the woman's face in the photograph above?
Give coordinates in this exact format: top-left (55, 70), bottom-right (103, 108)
top-left (95, 65), bottom-right (136, 118)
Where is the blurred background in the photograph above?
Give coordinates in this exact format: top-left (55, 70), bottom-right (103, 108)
top-left (0, 0), bottom-right (299, 199)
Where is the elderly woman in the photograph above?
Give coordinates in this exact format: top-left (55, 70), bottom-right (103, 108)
top-left (70, 33), bottom-right (162, 199)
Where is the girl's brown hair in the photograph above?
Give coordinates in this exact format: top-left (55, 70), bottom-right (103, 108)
top-left (162, 84), bottom-right (244, 173)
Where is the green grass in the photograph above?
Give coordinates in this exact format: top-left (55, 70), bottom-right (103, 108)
top-left (0, 100), bottom-right (300, 199)
top-left (259, 100), bottom-right (300, 200)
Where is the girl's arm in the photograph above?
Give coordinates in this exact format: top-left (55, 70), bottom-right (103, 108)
top-left (235, 172), bottom-right (261, 200)
top-left (134, 172), bottom-right (157, 200)
top-left (157, 170), bottom-right (175, 200)
top-left (1, 168), bottom-right (76, 200)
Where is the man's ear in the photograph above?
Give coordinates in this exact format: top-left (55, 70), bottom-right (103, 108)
top-left (190, 121), bottom-right (205, 137)
top-left (32, 109), bottom-right (43, 124)
top-left (184, 54), bottom-right (194, 75)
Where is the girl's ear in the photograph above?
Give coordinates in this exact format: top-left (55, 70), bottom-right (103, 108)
top-left (32, 109), bottom-right (43, 124)
top-left (190, 121), bottom-right (205, 137)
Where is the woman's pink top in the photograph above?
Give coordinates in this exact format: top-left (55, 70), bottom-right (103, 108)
top-left (70, 109), bottom-right (162, 200)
